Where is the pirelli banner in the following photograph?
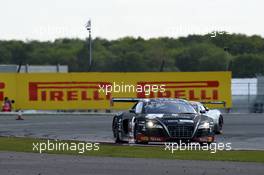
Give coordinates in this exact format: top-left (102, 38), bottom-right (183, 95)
top-left (0, 72), bottom-right (231, 110)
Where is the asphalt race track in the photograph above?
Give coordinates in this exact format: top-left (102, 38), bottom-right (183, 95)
top-left (0, 113), bottom-right (264, 175)
top-left (1, 151), bottom-right (264, 175)
top-left (0, 113), bottom-right (264, 150)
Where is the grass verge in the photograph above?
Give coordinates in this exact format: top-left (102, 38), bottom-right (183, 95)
top-left (0, 137), bottom-right (263, 163)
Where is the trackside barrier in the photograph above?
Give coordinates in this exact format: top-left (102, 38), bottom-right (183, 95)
top-left (0, 72), bottom-right (232, 110)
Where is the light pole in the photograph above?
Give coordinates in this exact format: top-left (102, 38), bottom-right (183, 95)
top-left (86, 19), bottom-right (92, 68)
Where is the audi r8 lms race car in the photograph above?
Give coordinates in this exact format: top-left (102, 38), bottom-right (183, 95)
top-left (189, 101), bottom-right (224, 134)
top-left (112, 98), bottom-right (215, 144)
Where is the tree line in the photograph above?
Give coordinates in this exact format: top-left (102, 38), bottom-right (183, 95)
top-left (1, 33), bottom-right (264, 77)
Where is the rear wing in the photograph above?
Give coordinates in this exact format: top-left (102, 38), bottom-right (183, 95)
top-left (110, 98), bottom-right (142, 106)
top-left (110, 98), bottom-right (226, 108)
top-left (200, 101), bottom-right (226, 108)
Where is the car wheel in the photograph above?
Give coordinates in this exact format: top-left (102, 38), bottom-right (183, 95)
top-left (134, 123), bottom-right (148, 144)
top-left (112, 117), bottom-right (118, 137)
top-left (112, 117), bottom-right (123, 144)
top-left (114, 126), bottom-right (125, 144)
top-left (115, 130), bottom-right (122, 143)
top-left (215, 115), bottom-right (224, 134)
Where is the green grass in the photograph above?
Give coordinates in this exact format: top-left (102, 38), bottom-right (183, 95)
top-left (0, 137), bottom-right (264, 163)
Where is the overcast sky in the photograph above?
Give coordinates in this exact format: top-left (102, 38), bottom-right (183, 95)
top-left (0, 0), bottom-right (263, 41)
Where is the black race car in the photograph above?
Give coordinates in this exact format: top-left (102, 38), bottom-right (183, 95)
top-left (112, 98), bottom-right (215, 144)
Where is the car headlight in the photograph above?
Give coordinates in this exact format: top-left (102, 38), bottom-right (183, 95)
top-left (198, 121), bottom-right (210, 129)
top-left (146, 121), bottom-right (163, 128)
top-left (147, 121), bottom-right (154, 127)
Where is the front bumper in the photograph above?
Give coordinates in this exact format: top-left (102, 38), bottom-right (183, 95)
top-left (135, 127), bottom-right (214, 143)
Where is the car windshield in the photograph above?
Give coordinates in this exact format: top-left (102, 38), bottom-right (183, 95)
top-left (143, 101), bottom-right (196, 114)
top-left (190, 103), bottom-right (206, 113)
top-left (191, 104), bottom-right (199, 112)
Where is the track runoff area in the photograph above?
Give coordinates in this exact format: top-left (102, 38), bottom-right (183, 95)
top-left (0, 113), bottom-right (263, 151)
top-left (1, 113), bottom-right (264, 175)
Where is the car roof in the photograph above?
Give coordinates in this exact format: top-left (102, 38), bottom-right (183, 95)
top-left (189, 101), bottom-right (202, 105)
top-left (140, 98), bottom-right (189, 103)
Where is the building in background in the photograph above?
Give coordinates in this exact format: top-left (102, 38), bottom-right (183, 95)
top-left (0, 64), bottom-right (68, 73)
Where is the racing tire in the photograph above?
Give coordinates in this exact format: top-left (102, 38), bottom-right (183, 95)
top-left (115, 130), bottom-right (123, 144)
top-left (134, 123), bottom-right (149, 145)
top-left (114, 127), bottom-right (127, 144)
top-left (112, 117), bottom-right (123, 144)
top-left (215, 115), bottom-right (224, 134)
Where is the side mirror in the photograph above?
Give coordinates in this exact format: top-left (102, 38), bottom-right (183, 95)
top-left (205, 107), bottom-right (209, 111)
top-left (129, 109), bottom-right (135, 113)
top-left (200, 110), bottom-right (206, 114)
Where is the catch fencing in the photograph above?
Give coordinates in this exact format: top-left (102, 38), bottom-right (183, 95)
top-left (231, 82), bottom-right (262, 113)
